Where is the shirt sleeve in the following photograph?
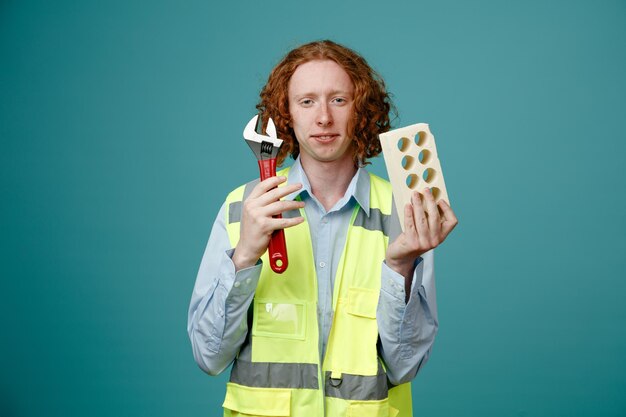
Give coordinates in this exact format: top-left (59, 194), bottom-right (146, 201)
top-left (187, 202), bottom-right (262, 376)
top-left (377, 250), bottom-right (438, 385)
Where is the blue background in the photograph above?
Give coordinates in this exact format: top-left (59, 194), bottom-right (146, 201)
top-left (1, 0), bottom-right (625, 416)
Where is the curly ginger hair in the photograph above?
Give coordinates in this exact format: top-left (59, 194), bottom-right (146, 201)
top-left (256, 40), bottom-right (397, 167)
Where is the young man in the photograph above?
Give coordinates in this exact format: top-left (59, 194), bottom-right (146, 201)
top-left (188, 40), bottom-right (457, 417)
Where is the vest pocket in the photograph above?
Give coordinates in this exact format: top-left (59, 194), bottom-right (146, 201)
top-left (223, 383), bottom-right (291, 416)
top-left (252, 299), bottom-right (306, 340)
top-left (347, 398), bottom-right (390, 417)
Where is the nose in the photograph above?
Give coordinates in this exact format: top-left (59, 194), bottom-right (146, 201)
top-left (316, 103), bottom-right (333, 127)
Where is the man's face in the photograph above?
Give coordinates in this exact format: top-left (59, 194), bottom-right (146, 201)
top-left (288, 59), bottom-right (355, 167)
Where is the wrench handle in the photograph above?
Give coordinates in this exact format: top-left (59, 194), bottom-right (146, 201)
top-left (258, 158), bottom-right (288, 274)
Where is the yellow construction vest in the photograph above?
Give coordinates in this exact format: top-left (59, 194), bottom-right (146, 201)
top-left (222, 167), bottom-right (412, 417)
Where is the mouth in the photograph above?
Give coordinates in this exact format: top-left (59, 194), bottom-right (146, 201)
top-left (311, 134), bottom-right (339, 142)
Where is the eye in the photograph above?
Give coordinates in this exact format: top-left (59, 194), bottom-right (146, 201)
top-left (300, 99), bottom-right (314, 107)
top-left (332, 97), bottom-right (348, 105)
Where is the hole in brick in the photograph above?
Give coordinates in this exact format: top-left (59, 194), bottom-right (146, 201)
top-left (422, 168), bottom-right (436, 183)
top-left (397, 137), bottom-right (410, 152)
top-left (430, 187), bottom-right (441, 200)
top-left (418, 149), bottom-right (432, 164)
top-left (401, 155), bottom-right (415, 170)
top-left (415, 131), bottom-right (427, 147)
top-left (406, 174), bottom-right (418, 189)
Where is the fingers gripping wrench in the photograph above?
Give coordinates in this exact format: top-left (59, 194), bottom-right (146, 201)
top-left (243, 114), bottom-right (289, 274)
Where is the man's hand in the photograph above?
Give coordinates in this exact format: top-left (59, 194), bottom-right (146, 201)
top-left (386, 188), bottom-right (458, 280)
top-left (232, 176), bottom-right (305, 271)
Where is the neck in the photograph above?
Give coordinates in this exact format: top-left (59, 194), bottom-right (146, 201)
top-left (300, 156), bottom-right (358, 212)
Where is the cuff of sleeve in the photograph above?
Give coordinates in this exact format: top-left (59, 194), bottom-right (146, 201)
top-left (405, 258), bottom-right (425, 307)
top-left (224, 249), bottom-right (262, 296)
top-left (381, 257), bottom-right (423, 302)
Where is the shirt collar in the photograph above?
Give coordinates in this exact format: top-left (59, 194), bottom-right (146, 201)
top-left (285, 157), bottom-right (371, 215)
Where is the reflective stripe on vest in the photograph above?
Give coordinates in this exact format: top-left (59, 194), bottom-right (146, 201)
top-left (229, 200), bottom-right (390, 234)
top-left (229, 359), bottom-right (388, 401)
top-left (227, 180), bottom-right (258, 224)
top-left (353, 207), bottom-right (390, 236)
top-left (324, 362), bottom-right (389, 401)
top-left (230, 360), bottom-right (319, 389)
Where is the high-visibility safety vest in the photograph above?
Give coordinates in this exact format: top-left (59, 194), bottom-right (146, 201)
top-left (222, 167), bottom-right (412, 417)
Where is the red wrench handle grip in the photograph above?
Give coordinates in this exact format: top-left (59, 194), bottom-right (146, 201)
top-left (258, 158), bottom-right (288, 274)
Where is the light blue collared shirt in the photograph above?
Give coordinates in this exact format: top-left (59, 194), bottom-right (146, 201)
top-left (188, 158), bottom-right (438, 385)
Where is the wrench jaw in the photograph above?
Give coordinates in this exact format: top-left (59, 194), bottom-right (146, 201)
top-left (266, 118), bottom-right (278, 139)
top-left (243, 114), bottom-right (284, 160)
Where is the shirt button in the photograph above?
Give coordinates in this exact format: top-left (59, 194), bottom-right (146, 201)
top-left (319, 261), bottom-right (326, 268)
top-left (218, 308), bottom-right (224, 316)
top-left (246, 278), bottom-right (252, 284)
top-left (234, 281), bottom-right (240, 288)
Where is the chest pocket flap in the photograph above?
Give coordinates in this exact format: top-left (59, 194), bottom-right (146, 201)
top-left (223, 383), bottom-right (291, 416)
top-left (347, 287), bottom-right (379, 319)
